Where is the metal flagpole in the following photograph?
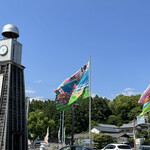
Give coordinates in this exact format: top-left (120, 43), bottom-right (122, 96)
top-left (62, 111), bottom-right (64, 146)
top-left (71, 103), bottom-right (78, 146)
top-left (71, 104), bottom-right (75, 145)
top-left (59, 112), bottom-right (61, 144)
top-left (89, 56), bottom-right (92, 148)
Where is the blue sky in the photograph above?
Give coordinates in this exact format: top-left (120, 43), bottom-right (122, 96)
top-left (1, 0), bottom-right (150, 101)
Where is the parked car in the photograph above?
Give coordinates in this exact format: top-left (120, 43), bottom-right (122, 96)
top-left (139, 145), bottom-right (150, 150)
top-left (101, 143), bottom-right (132, 150)
top-left (59, 145), bottom-right (93, 150)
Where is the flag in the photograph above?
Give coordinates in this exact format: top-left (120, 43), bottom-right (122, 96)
top-left (54, 61), bottom-right (89, 111)
top-left (63, 127), bottom-right (65, 144)
top-left (139, 85), bottom-right (150, 118)
top-left (44, 126), bottom-right (49, 144)
top-left (58, 127), bottom-right (61, 143)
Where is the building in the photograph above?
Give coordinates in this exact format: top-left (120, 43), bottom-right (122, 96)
top-left (91, 124), bottom-right (121, 134)
top-left (0, 24), bottom-right (28, 150)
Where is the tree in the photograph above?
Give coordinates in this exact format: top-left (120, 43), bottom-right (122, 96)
top-left (108, 94), bottom-right (142, 126)
top-left (91, 120), bottom-right (99, 128)
top-left (106, 115), bottom-right (122, 126)
top-left (64, 96), bottom-right (111, 136)
top-left (28, 109), bottom-right (55, 141)
top-left (93, 134), bottom-right (114, 149)
top-left (91, 96), bottom-right (111, 123)
top-left (27, 94), bottom-right (143, 138)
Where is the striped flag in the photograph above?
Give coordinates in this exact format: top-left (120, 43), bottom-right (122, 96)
top-left (63, 127), bottom-right (65, 144)
top-left (139, 85), bottom-right (150, 118)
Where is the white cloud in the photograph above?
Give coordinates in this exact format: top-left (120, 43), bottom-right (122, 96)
top-left (107, 94), bottom-right (116, 101)
top-left (30, 96), bottom-right (45, 102)
top-left (91, 93), bottom-right (96, 98)
top-left (124, 88), bottom-right (134, 92)
top-left (122, 88), bottom-right (137, 96)
top-left (25, 89), bottom-right (36, 94)
top-left (107, 88), bottom-right (139, 100)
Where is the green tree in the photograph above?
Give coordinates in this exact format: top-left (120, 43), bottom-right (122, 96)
top-left (106, 115), bottom-right (122, 126)
top-left (28, 109), bottom-right (55, 141)
top-left (29, 100), bottom-right (45, 112)
top-left (27, 94), bottom-right (143, 138)
top-left (93, 134), bottom-right (114, 149)
top-left (108, 94), bottom-right (142, 126)
top-left (91, 120), bottom-right (99, 128)
top-left (64, 96), bottom-right (111, 136)
top-left (92, 96), bottom-right (112, 124)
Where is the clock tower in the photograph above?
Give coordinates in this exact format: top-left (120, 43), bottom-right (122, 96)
top-left (0, 24), bottom-right (28, 150)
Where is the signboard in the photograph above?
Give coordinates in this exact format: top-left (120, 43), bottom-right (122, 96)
top-left (137, 116), bottom-right (148, 124)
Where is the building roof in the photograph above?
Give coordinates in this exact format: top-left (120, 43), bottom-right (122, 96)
top-left (120, 123), bottom-right (138, 128)
top-left (99, 123), bottom-right (118, 128)
top-left (93, 126), bottom-right (120, 133)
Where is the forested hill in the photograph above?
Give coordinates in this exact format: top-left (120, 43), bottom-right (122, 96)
top-left (28, 94), bottom-right (143, 140)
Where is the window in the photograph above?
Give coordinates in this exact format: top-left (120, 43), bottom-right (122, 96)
top-left (141, 147), bottom-right (150, 150)
top-left (61, 146), bottom-right (83, 150)
top-left (105, 145), bottom-right (116, 149)
top-left (118, 145), bottom-right (131, 149)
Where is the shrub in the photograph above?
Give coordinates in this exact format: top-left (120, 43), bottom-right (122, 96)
top-left (93, 134), bottom-right (114, 149)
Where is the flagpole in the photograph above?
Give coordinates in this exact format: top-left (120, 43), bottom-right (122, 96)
top-left (62, 111), bottom-right (64, 146)
top-left (71, 104), bottom-right (75, 146)
top-left (59, 111), bottom-right (61, 144)
top-left (89, 56), bottom-right (92, 148)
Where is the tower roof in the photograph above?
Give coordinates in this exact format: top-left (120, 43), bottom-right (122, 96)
top-left (2, 24), bottom-right (19, 38)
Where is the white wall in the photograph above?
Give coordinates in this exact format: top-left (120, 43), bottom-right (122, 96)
top-left (91, 128), bottom-right (100, 134)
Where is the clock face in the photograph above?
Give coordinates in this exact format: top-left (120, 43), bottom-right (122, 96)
top-left (0, 45), bottom-right (8, 56)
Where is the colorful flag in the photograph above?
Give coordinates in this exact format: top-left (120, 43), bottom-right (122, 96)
top-left (54, 61), bottom-right (89, 111)
top-left (44, 126), bottom-right (49, 144)
top-left (63, 127), bottom-right (65, 144)
top-left (58, 127), bottom-right (61, 143)
top-left (139, 85), bottom-right (150, 118)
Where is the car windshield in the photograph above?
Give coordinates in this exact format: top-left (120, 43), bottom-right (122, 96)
top-left (105, 145), bottom-right (116, 149)
top-left (61, 146), bottom-right (91, 150)
top-left (61, 146), bottom-right (82, 150)
top-left (140, 147), bottom-right (150, 150)
top-left (118, 145), bottom-right (131, 149)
